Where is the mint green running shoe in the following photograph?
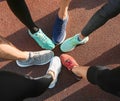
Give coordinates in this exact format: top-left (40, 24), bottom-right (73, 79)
top-left (28, 29), bottom-right (55, 50)
top-left (60, 34), bottom-right (89, 52)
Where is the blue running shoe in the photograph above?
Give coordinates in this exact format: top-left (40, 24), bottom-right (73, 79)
top-left (52, 16), bottom-right (68, 44)
top-left (28, 29), bottom-right (55, 50)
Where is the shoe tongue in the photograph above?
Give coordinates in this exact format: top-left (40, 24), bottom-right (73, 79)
top-left (29, 52), bottom-right (35, 59)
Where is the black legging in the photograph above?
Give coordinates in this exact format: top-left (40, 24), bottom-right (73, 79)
top-left (81, 0), bottom-right (120, 36)
top-left (6, 0), bottom-right (39, 33)
top-left (87, 66), bottom-right (120, 97)
top-left (0, 71), bottom-right (52, 101)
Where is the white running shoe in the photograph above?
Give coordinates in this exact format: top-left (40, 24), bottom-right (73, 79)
top-left (47, 56), bottom-right (62, 88)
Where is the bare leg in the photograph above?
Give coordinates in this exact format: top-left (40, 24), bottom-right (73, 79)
top-left (52, 0), bottom-right (71, 44)
top-left (58, 0), bottom-right (71, 19)
top-left (0, 35), bottom-right (28, 60)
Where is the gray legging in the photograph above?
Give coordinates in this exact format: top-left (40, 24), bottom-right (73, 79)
top-left (81, 0), bottom-right (120, 36)
top-left (0, 71), bottom-right (52, 101)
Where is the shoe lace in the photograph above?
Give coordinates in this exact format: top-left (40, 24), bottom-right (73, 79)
top-left (36, 31), bottom-right (48, 43)
top-left (29, 52), bottom-right (42, 63)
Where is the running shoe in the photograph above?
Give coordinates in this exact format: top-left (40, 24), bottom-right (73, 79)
top-left (60, 34), bottom-right (89, 52)
top-left (60, 54), bottom-right (79, 70)
top-left (16, 50), bottom-right (54, 67)
top-left (52, 16), bottom-right (68, 44)
top-left (60, 54), bottom-right (81, 80)
top-left (28, 29), bottom-right (55, 50)
top-left (47, 56), bottom-right (62, 88)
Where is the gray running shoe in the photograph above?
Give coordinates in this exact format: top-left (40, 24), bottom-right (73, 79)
top-left (16, 50), bottom-right (54, 67)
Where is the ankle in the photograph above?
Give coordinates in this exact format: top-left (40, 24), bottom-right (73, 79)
top-left (47, 70), bottom-right (55, 80)
top-left (79, 34), bottom-right (86, 40)
top-left (29, 27), bottom-right (39, 34)
top-left (18, 52), bottom-right (29, 60)
top-left (72, 66), bottom-right (82, 77)
top-left (58, 10), bottom-right (68, 20)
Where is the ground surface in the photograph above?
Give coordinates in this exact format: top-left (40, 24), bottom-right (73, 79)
top-left (0, 0), bottom-right (120, 101)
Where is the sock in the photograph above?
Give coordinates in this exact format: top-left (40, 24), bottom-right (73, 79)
top-left (30, 27), bottom-right (39, 34)
top-left (77, 35), bottom-right (82, 41)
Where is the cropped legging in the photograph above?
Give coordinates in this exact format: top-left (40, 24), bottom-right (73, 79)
top-left (0, 71), bottom-right (52, 101)
top-left (6, 0), bottom-right (39, 33)
top-left (87, 66), bottom-right (120, 97)
top-left (81, 0), bottom-right (120, 36)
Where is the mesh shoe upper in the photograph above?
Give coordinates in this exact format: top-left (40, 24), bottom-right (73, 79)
top-left (60, 34), bottom-right (89, 52)
top-left (52, 16), bottom-right (68, 44)
top-left (28, 29), bottom-right (55, 50)
top-left (47, 56), bottom-right (62, 88)
top-left (16, 50), bottom-right (54, 67)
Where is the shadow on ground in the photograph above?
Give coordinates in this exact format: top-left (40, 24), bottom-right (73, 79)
top-left (86, 43), bottom-right (120, 67)
top-left (1, 43), bottom-right (120, 101)
top-left (1, 0), bottom-right (119, 101)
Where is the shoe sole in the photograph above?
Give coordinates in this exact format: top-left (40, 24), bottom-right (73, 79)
top-left (16, 59), bottom-right (52, 67)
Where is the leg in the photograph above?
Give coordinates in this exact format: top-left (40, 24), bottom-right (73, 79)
top-left (72, 65), bottom-right (120, 97)
top-left (0, 35), bottom-right (28, 60)
top-left (6, 0), bottom-right (38, 33)
top-left (80, 0), bottom-right (120, 37)
top-left (34, 56), bottom-right (61, 95)
top-left (0, 71), bottom-right (53, 101)
top-left (58, 0), bottom-right (71, 20)
top-left (6, 0), bottom-right (55, 50)
top-left (0, 56), bottom-right (62, 101)
top-left (0, 35), bottom-right (54, 67)
top-left (52, 0), bottom-right (71, 44)
top-left (60, 0), bottom-right (120, 52)
top-left (60, 54), bottom-right (120, 97)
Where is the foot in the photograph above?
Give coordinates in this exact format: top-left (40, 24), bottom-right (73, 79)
top-left (60, 34), bottom-right (89, 52)
top-left (28, 29), bottom-right (55, 50)
top-left (16, 50), bottom-right (54, 67)
top-left (60, 54), bottom-right (82, 80)
top-left (46, 56), bottom-right (62, 88)
top-left (52, 16), bottom-right (68, 44)
top-left (60, 54), bottom-right (79, 70)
